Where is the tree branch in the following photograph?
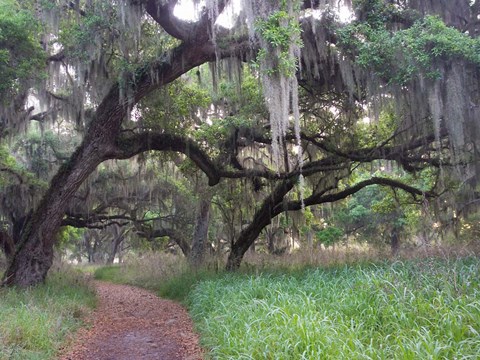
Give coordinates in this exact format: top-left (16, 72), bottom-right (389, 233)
top-left (285, 177), bottom-right (436, 212)
top-left (144, 0), bottom-right (229, 43)
top-left (138, 227), bottom-right (191, 257)
top-left (111, 132), bottom-right (221, 185)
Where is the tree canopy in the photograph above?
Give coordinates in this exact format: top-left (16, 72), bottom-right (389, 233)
top-left (1, 0), bottom-right (479, 287)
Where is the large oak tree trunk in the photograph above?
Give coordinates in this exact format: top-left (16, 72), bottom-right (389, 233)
top-left (2, 81), bottom-right (127, 286)
top-left (2, 138), bottom-right (114, 286)
top-left (2, 39), bottom-right (217, 287)
top-left (226, 180), bottom-right (295, 270)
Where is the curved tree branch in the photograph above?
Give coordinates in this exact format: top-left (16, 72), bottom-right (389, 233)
top-left (141, 228), bottom-right (191, 257)
top-left (285, 176), bottom-right (435, 212)
top-left (111, 132), bottom-right (221, 186)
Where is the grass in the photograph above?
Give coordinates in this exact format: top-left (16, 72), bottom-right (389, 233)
top-left (93, 251), bottom-right (480, 359)
top-left (186, 257), bottom-right (480, 359)
top-left (0, 264), bottom-right (96, 360)
top-left (94, 253), bottom-right (218, 301)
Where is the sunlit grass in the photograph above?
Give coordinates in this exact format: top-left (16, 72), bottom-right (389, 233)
top-left (0, 265), bottom-right (96, 360)
top-left (187, 257), bottom-right (480, 359)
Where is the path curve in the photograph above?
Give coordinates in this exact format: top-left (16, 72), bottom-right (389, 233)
top-left (60, 281), bottom-right (203, 360)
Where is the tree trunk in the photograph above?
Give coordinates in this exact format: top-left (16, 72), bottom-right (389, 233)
top-left (266, 225), bottom-right (277, 254)
top-left (107, 226), bottom-right (125, 264)
top-left (1, 83), bottom-right (124, 286)
top-left (0, 214), bottom-right (30, 259)
top-left (2, 40), bottom-right (217, 287)
top-left (92, 232), bottom-right (101, 263)
top-left (189, 194), bottom-right (212, 268)
top-left (226, 179), bottom-right (295, 270)
top-left (390, 228), bottom-right (400, 256)
top-left (84, 234), bottom-right (93, 263)
top-left (0, 231), bottom-right (15, 259)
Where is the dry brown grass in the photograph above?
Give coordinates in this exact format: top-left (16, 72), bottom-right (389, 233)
top-left (96, 242), bottom-right (480, 289)
top-left (242, 245), bottom-right (383, 270)
top-left (113, 252), bottom-right (189, 287)
top-left (241, 242), bottom-right (480, 270)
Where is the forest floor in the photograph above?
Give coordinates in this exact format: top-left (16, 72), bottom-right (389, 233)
top-left (59, 281), bottom-right (203, 360)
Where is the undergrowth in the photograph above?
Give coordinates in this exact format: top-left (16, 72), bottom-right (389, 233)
top-left (93, 251), bottom-right (480, 358)
top-left (187, 257), bottom-right (480, 359)
top-left (94, 253), bottom-right (219, 302)
top-left (0, 264), bottom-right (96, 360)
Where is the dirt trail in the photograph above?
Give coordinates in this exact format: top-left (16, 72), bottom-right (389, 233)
top-left (60, 281), bottom-right (203, 360)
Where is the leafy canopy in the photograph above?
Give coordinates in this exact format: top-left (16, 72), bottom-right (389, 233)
top-left (0, 0), bottom-right (45, 102)
top-left (340, 2), bottom-right (480, 84)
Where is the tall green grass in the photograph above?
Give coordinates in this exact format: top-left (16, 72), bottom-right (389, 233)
top-left (0, 265), bottom-right (96, 360)
top-left (187, 257), bottom-right (480, 359)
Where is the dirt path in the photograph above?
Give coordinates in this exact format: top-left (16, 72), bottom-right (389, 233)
top-left (60, 281), bottom-right (203, 360)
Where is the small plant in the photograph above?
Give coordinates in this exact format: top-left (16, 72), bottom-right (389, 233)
top-left (255, 8), bottom-right (303, 77)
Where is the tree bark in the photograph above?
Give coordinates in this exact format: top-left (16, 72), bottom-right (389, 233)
top-left (84, 233), bottom-right (93, 263)
top-left (189, 194), bottom-right (213, 268)
top-left (390, 228), bottom-right (400, 256)
top-left (3, 138), bottom-right (112, 286)
top-left (107, 226), bottom-right (126, 264)
top-left (226, 180), bottom-right (295, 270)
top-left (0, 231), bottom-right (15, 259)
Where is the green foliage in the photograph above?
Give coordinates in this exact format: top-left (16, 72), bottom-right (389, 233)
top-left (140, 79), bottom-right (210, 133)
top-left (328, 164), bottom-right (437, 247)
top-left (195, 116), bottom-right (254, 146)
top-left (0, 266), bottom-right (95, 359)
top-left (188, 257), bottom-right (480, 359)
top-left (0, 143), bottom-right (47, 188)
top-left (315, 226), bottom-right (343, 247)
top-left (336, 196), bottom-right (372, 231)
top-left (355, 108), bottom-right (397, 147)
top-left (0, 145), bottom-right (19, 185)
top-left (94, 265), bottom-right (123, 282)
top-left (457, 212), bottom-right (480, 243)
top-left (0, 0), bottom-right (45, 102)
top-left (59, 8), bottom-right (114, 62)
top-left (10, 127), bottom-right (76, 184)
top-left (339, 6), bottom-right (480, 84)
top-left (254, 4), bottom-right (303, 77)
top-left (54, 0), bottom-right (178, 87)
top-left (56, 226), bottom-right (85, 251)
top-left (215, 70), bottom-right (267, 121)
top-left (155, 269), bottom-right (220, 302)
top-left (187, 69), bottom-right (269, 158)
top-left (402, 16), bottom-right (480, 66)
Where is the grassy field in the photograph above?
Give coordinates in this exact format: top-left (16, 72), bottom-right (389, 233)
top-left (186, 257), bottom-right (480, 359)
top-left (95, 253), bottom-right (480, 359)
top-left (0, 265), bottom-right (96, 360)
